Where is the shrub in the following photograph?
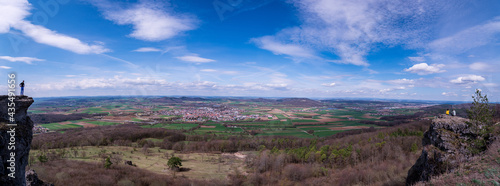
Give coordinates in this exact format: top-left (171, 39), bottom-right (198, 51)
top-left (167, 156), bottom-right (182, 170)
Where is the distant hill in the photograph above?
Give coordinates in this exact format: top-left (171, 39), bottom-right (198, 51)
top-left (149, 96), bottom-right (208, 103)
top-left (276, 98), bottom-right (323, 107)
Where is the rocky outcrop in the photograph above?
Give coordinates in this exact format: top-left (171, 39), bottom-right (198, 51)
top-left (25, 169), bottom-right (53, 186)
top-left (406, 115), bottom-right (477, 185)
top-left (0, 96), bottom-right (34, 185)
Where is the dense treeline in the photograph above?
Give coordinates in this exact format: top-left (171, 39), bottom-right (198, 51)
top-left (237, 120), bottom-right (429, 185)
top-left (30, 113), bottom-right (107, 124)
top-left (32, 119), bottom-right (431, 185)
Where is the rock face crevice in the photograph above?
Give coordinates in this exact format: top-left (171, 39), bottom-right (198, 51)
top-left (406, 115), bottom-right (476, 185)
top-left (0, 96), bottom-right (34, 185)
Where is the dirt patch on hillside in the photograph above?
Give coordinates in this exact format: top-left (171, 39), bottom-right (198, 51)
top-left (73, 122), bottom-right (98, 128)
top-left (201, 125), bottom-right (216, 128)
top-left (103, 115), bottom-right (135, 121)
top-left (329, 126), bottom-right (370, 130)
top-left (268, 109), bottom-right (285, 114)
top-left (222, 152), bottom-right (247, 159)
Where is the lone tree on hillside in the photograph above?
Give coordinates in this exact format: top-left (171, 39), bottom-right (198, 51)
top-left (167, 156), bottom-right (182, 171)
top-left (467, 89), bottom-right (494, 129)
top-left (104, 157), bottom-right (113, 169)
top-left (466, 89), bottom-right (495, 154)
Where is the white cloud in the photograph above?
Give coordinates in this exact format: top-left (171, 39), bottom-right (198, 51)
top-left (405, 63), bottom-right (445, 75)
top-left (450, 75), bottom-right (485, 84)
top-left (0, 1), bottom-right (109, 54)
top-left (176, 55), bottom-right (215, 63)
top-left (0, 0), bottom-right (30, 33)
top-left (469, 62), bottom-right (490, 71)
top-left (0, 66), bottom-right (11, 69)
top-left (322, 82), bottom-right (336, 87)
top-left (0, 56), bottom-right (44, 64)
top-left (133, 47), bottom-right (162, 52)
top-left (96, 1), bottom-right (197, 41)
top-left (251, 36), bottom-right (317, 58)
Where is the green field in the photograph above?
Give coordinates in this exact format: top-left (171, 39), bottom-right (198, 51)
top-left (291, 119), bottom-right (320, 123)
top-left (86, 120), bottom-right (121, 126)
top-left (41, 123), bottom-right (83, 130)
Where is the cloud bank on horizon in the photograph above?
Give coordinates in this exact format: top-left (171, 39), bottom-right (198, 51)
top-left (0, 0), bottom-right (499, 101)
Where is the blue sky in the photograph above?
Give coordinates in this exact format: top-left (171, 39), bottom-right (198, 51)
top-left (1, 0), bottom-right (499, 101)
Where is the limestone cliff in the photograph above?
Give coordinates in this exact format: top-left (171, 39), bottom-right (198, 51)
top-left (406, 115), bottom-right (479, 185)
top-left (0, 96), bottom-right (34, 185)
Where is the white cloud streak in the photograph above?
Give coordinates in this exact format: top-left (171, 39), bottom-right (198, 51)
top-left (133, 47), bottom-right (162, 52)
top-left (176, 55), bottom-right (215, 63)
top-left (0, 56), bottom-right (44, 64)
top-left (0, 0), bottom-right (109, 54)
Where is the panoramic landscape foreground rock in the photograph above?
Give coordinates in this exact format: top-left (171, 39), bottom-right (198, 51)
top-left (406, 115), bottom-right (478, 185)
top-left (0, 96), bottom-right (34, 185)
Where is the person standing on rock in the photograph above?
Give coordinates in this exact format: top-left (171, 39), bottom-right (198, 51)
top-left (452, 110), bottom-right (456, 116)
top-left (20, 80), bottom-right (25, 96)
top-left (446, 109), bottom-right (449, 115)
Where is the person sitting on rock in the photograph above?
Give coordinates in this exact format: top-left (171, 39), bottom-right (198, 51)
top-left (446, 109), bottom-right (449, 115)
top-left (20, 80), bottom-right (25, 96)
top-left (452, 109), bottom-right (456, 116)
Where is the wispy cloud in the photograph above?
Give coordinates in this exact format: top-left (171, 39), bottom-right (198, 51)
top-left (93, 1), bottom-right (197, 41)
top-left (429, 17), bottom-right (500, 54)
top-left (408, 57), bottom-right (426, 62)
top-left (405, 63), bottom-right (445, 75)
top-left (176, 55), bottom-right (215, 63)
top-left (0, 56), bottom-right (44, 64)
top-left (0, 66), bottom-right (11, 69)
top-left (250, 36), bottom-right (317, 58)
top-left (252, 0), bottom-right (446, 66)
top-left (469, 62), bottom-right (491, 71)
